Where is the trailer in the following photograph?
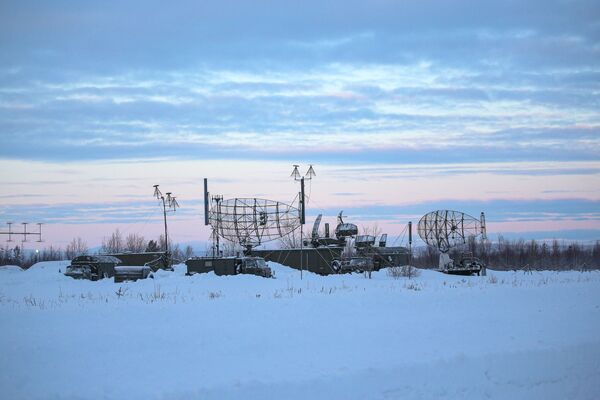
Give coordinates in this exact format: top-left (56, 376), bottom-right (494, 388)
top-left (252, 247), bottom-right (344, 275)
top-left (105, 252), bottom-right (172, 271)
top-left (113, 265), bottom-right (154, 283)
top-left (185, 256), bottom-right (272, 278)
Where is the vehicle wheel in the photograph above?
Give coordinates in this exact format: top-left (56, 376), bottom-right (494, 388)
top-left (331, 260), bottom-right (341, 274)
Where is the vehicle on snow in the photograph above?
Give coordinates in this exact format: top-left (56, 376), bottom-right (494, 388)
top-left (440, 252), bottom-right (485, 276)
top-left (185, 256), bottom-right (272, 278)
top-left (65, 255), bottom-right (156, 282)
top-left (64, 255), bottom-right (122, 281)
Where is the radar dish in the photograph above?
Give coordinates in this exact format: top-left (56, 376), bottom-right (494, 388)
top-left (209, 198), bottom-right (300, 247)
top-left (417, 210), bottom-right (483, 252)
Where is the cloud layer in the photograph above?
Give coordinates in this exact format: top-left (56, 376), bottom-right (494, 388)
top-left (0, 1), bottom-right (599, 245)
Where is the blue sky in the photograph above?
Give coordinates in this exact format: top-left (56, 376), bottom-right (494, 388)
top-left (0, 0), bottom-right (599, 248)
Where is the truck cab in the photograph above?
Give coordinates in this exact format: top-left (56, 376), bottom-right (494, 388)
top-left (338, 256), bottom-right (374, 273)
top-left (239, 257), bottom-right (272, 277)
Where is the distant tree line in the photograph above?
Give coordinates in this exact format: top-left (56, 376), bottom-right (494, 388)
top-left (0, 244), bottom-right (66, 268)
top-left (3, 230), bottom-right (599, 271)
top-left (411, 236), bottom-right (600, 271)
top-left (0, 228), bottom-right (195, 268)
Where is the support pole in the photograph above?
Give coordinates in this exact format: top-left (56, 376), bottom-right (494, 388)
top-left (300, 224), bottom-right (303, 280)
top-left (216, 231), bottom-right (220, 257)
top-left (299, 177), bottom-right (306, 280)
top-left (480, 212), bottom-right (487, 239)
top-left (408, 221), bottom-right (413, 265)
top-left (204, 178), bottom-right (209, 226)
top-left (300, 177), bottom-right (305, 225)
top-left (162, 197), bottom-right (169, 254)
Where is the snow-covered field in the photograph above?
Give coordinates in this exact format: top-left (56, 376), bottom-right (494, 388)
top-left (1, 261), bottom-right (599, 400)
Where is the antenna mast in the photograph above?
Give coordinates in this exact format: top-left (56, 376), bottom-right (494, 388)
top-left (153, 184), bottom-right (179, 255)
top-left (0, 222), bottom-right (43, 242)
top-left (291, 164), bottom-right (316, 279)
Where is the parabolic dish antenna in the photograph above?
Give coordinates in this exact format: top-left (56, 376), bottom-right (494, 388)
top-left (209, 198), bottom-right (300, 247)
top-left (417, 210), bottom-right (485, 252)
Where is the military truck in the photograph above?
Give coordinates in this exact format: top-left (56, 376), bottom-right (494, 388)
top-left (64, 255), bottom-right (122, 281)
top-left (185, 256), bottom-right (272, 278)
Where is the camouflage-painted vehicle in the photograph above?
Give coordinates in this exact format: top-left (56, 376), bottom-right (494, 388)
top-left (440, 252), bottom-right (484, 276)
top-left (453, 253), bottom-right (485, 276)
top-left (64, 255), bottom-right (122, 281)
top-left (186, 256), bottom-right (272, 278)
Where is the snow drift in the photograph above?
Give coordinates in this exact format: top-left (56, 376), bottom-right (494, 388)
top-left (0, 261), bottom-right (599, 399)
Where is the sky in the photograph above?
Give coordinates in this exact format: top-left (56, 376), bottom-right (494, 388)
top-left (0, 0), bottom-right (599, 250)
